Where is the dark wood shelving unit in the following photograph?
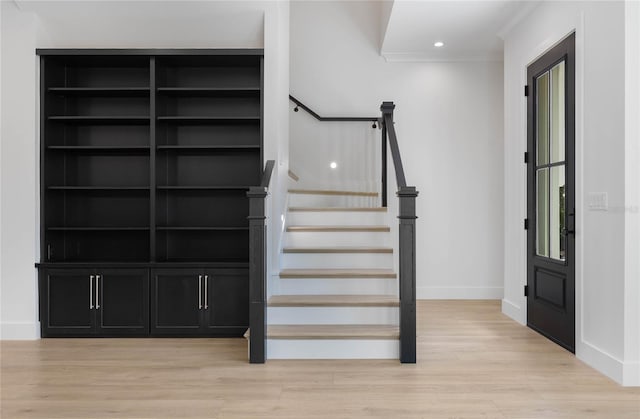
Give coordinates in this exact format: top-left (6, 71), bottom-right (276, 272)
top-left (37, 49), bottom-right (263, 339)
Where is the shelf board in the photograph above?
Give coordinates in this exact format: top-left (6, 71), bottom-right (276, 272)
top-left (47, 186), bottom-right (150, 191)
top-left (48, 87), bottom-right (150, 96)
top-left (156, 226), bottom-right (249, 231)
top-left (47, 145), bottom-right (150, 151)
top-left (47, 227), bottom-right (150, 231)
top-left (156, 145), bottom-right (259, 151)
top-left (48, 116), bottom-right (151, 124)
top-left (157, 87), bottom-right (260, 96)
top-left (156, 116), bottom-right (260, 124)
top-left (156, 186), bottom-right (251, 190)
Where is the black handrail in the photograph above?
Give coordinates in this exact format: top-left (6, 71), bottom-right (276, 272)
top-left (247, 160), bottom-right (275, 363)
top-left (290, 95), bottom-right (378, 123)
top-left (380, 102), bottom-right (418, 364)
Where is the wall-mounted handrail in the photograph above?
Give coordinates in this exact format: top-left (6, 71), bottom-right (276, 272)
top-left (290, 95), bottom-right (378, 123)
top-left (247, 160), bottom-right (275, 363)
top-left (380, 102), bottom-right (418, 364)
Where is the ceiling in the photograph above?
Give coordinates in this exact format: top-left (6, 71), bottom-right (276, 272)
top-left (381, 0), bottom-right (539, 62)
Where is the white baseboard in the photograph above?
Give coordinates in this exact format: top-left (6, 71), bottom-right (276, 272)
top-left (577, 339), bottom-right (625, 385)
top-left (267, 339), bottom-right (399, 359)
top-left (417, 286), bottom-right (503, 300)
top-left (0, 322), bottom-right (40, 340)
top-left (501, 298), bottom-right (525, 325)
top-left (623, 361), bottom-right (640, 387)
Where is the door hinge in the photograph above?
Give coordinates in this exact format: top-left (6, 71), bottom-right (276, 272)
top-left (524, 218), bottom-right (529, 230)
top-left (524, 152), bottom-right (529, 164)
top-left (524, 85), bottom-right (529, 97)
top-left (524, 285), bottom-right (529, 297)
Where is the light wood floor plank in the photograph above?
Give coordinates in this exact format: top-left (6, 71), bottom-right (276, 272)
top-left (1, 301), bottom-right (638, 419)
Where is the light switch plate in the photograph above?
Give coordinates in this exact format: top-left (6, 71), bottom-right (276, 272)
top-left (588, 192), bottom-right (608, 211)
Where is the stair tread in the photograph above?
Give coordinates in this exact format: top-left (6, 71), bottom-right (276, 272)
top-left (267, 324), bottom-right (399, 340)
top-left (289, 189), bottom-right (378, 197)
top-left (288, 207), bottom-right (387, 212)
top-left (279, 268), bottom-right (397, 278)
top-left (268, 294), bottom-right (399, 307)
top-left (283, 246), bottom-right (393, 254)
top-left (287, 225), bottom-right (390, 232)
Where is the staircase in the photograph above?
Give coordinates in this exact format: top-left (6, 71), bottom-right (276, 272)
top-left (265, 189), bottom-right (400, 359)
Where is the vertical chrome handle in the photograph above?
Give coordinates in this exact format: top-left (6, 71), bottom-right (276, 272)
top-left (89, 275), bottom-right (94, 309)
top-left (95, 275), bottom-right (100, 309)
top-left (204, 275), bottom-right (209, 309)
top-left (198, 275), bottom-right (203, 309)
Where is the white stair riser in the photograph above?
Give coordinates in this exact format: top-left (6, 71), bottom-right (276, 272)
top-left (287, 211), bottom-right (387, 226)
top-left (267, 339), bottom-right (399, 359)
top-left (268, 307), bottom-right (399, 325)
top-left (281, 253), bottom-right (393, 269)
top-left (285, 231), bottom-right (390, 247)
top-left (289, 194), bottom-right (379, 208)
top-left (278, 278), bottom-right (398, 295)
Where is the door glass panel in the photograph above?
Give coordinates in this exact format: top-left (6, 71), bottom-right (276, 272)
top-left (550, 61), bottom-right (565, 163)
top-left (536, 72), bottom-right (550, 165)
top-left (550, 165), bottom-right (566, 260)
top-left (536, 168), bottom-right (549, 257)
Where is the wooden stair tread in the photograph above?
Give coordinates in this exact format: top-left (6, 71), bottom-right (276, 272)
top-left (268, 294), bottom-right (399, 307)
top-left (279, 269), bottom-right (397, 278)
top-left (288, 189), bottom-right (378, 197)
top-left (286, 225), bottom-right (390, 232)
top-left (283, 246), bottom-right (393, 254)
top-left (288, 207), bottom-right (387, 212)
top-left (267, 325), bottom-right (399, 340)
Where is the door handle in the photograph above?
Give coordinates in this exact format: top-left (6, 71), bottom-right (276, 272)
top-left (95, 275), bottom-right (100, 309)
top-left (204, 275), bottom-right (209, 310)
top-left (562, 212), bottom-right (575, 236)
top-left (198, 275), bottom-right (203, 309)
top-left (89, 275), bottom-right (94, 309)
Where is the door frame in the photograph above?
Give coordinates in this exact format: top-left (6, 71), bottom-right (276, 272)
top-left (519, 29), bottom-right (584, 355)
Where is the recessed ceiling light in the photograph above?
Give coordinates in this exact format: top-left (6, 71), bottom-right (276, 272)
top-left (330, 161), bottom-right (337, 169)
top-left (434, 41), bottom-right (444, 48)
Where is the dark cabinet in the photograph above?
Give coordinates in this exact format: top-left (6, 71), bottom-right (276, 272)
top-left (40, 268), bottom-right (149, 337)
top-left (151, 268), bottom-right (248, 336)
top-left (37, 49), bottom-right (262, 339)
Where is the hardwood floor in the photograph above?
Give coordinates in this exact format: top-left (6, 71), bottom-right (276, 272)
top-left (1, 301), bottom-right (638, 418)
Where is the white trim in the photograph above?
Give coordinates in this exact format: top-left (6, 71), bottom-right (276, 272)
top-left (267, 339), bottom-right (399, 360)
top-left (502, 298), bottom-right (525, 325)
top-left (0, 322), bottom-right (40, 340)
top-left (576, 339), bottom-right (624, 385)
top-left (382, 52), bottom-right (503, 63)
top-left (623, 362), bottom-right (640, 387)
top-left (417, 286), bottom-right (503, 300)
top-left (497, 2), bottom-right (541, 40)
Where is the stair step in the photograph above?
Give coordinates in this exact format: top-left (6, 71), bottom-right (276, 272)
top-left (268, 294), bottom-right (399, 307)
top-left (286, 225), bottom-right (390, 232)
top-left (283, 247), bottom-right (393, 254)
top-left (279, 269), bottom-right (397, 278)
top-left (288, 207), bottom-right (387, 212)
top-left (288, 189), bottom-right (378, 197)
top-left (267, 325), bottom-right (399, 340)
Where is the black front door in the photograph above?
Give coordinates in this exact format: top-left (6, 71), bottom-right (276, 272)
top-left (527, 33), bottom-right (576, 352)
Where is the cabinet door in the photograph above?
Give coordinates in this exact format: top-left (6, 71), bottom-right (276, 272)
top-left (151, 269), bottom-right (203, 335)
top-left (40, 269), bottom-right (96, 337)
top-left (97, 269), bottom-right (149, 336)
top-left (203, 269), bottom-right (249, 336)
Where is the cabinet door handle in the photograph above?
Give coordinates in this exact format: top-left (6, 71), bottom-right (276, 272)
top-left (89, 275), bottom-right (94, 309)
top-left (95, 275), bottom-right (100, 309)
top-left (204, 275), bottom-right (209, 309)
top-left (198, 275), bottom-right (203, 309)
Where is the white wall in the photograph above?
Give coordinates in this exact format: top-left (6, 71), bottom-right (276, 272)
top-left (290, 1), bottom-right (505, 299)
top-left (0, 0), bottom-right (289, 339)
top-left (503, 0), bottom-right (638, 385)
top-left (624, 0), bottom-right (640, 386)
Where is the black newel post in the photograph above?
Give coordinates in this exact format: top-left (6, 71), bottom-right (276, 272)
top-left (247, 186), bottom-right (267, 363)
